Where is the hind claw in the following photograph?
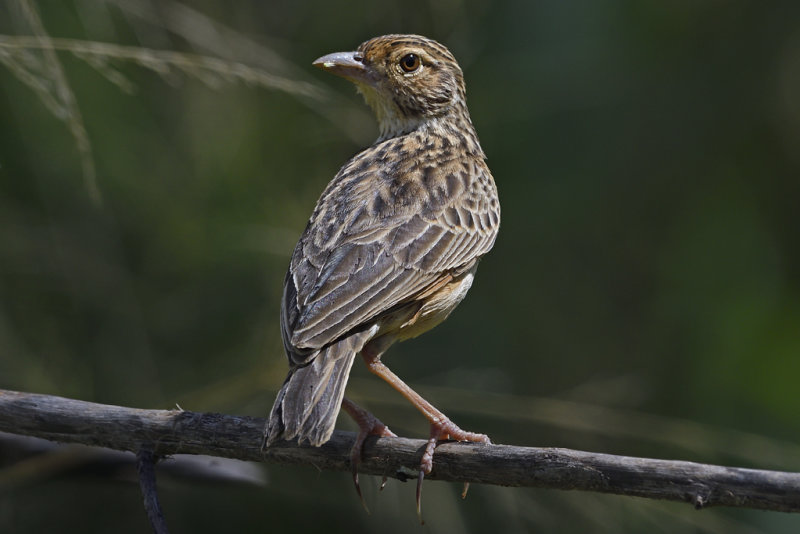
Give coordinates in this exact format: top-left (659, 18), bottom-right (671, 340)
top-left (341, 398), bottom-right (396, 510)
top-left (414, 417), bottom-right (490, 522)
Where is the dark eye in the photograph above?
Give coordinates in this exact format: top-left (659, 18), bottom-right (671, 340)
top-left (399, 53), bottom-right (421, 72)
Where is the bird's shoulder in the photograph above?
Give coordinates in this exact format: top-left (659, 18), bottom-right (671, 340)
top-left (303, 132), bottom-right (498, 259)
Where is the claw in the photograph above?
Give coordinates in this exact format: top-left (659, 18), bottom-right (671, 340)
top-left (413, 418), bottom-right (489, 517)
top-left (349, 423), bottom-right (371, 513)
top-left (341, 397), bottom-right (396, 511)
top-left (416, 469), bottom-right (425, 525)
top-left (353, 468), bottom-right (370, 513)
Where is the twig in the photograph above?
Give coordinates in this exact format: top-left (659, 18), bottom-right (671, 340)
top-left (0, 389), bottom-right (798, 513)
top-left (136, 448), bottom-right (169, 534)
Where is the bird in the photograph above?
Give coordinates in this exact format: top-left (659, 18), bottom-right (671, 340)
top-left (264, 34), bottom-right (500, 514)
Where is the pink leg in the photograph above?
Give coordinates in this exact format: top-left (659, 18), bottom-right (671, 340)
top-left (341, 397), bottom-right (396, 511)
top-left (360, 351), bottom-right (490, 521)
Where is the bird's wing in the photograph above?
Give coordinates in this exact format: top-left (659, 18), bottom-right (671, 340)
top-left (281, 154), bottom-right (499, 363)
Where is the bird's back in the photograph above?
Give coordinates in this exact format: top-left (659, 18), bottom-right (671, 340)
top-left (280, 127), bottom-right (499, 364)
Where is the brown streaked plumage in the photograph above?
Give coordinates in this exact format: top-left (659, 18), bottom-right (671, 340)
top-left (265, 34), bottom-right (500, 514)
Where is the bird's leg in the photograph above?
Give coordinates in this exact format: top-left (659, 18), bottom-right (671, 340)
top-left (341, 397), bottom-right (396, 511)
top-left (360, 350), bottom-right (490, 520)
top-left (360, 354), bottom-right (491, 455)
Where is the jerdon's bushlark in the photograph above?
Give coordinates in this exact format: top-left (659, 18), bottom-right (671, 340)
top-left (265, 34), bottom-right (500, 507)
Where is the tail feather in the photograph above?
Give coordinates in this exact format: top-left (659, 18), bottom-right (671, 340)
top-left (265, 326), bottom-right (377, 447)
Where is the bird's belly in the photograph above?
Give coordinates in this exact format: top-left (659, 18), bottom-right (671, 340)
top-left (394, 267), bottom-right (476, 342)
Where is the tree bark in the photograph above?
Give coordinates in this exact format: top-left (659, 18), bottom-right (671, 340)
top-left (1, 388), bottom-right (798, 513)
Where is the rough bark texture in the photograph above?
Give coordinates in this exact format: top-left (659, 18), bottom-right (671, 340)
top-left (1, 388), bottom-right (798, 513)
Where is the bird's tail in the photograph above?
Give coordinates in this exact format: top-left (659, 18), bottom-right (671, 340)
top-left (264, 328), bottom-right (375, 447)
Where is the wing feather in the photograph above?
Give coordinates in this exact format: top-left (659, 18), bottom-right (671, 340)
top-left (282, 149), bottom-right (499, 357)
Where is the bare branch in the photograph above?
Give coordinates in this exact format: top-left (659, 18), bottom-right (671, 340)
top-left (1, 389), bottom-right (798, 513)
top-left (136, 448), bottom-right (170, 534)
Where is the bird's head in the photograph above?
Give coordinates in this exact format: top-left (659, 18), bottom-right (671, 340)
top-left (313, 34), bottom-right (469, 140)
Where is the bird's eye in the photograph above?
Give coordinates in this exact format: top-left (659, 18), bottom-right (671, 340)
top-left (399, 53), bottom-right (421, 73)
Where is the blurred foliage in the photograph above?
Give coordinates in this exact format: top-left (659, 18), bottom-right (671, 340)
top-left (1, 0), bottom-right (799, 532)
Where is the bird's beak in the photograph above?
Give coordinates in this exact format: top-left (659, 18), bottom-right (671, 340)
top-left (313, 51), bottom-right (374, 85)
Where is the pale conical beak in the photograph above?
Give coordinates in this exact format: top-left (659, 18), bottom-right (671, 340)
top-left (312, 51), bottom-right (374, 85)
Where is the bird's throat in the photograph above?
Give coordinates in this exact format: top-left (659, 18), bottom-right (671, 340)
top-left (355, 83), bottom-right (426, 141)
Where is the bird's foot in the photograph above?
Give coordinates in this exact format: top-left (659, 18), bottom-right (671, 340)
top-left (341, 398), bottom-right (396, 512)
top-left (416, 418), bottom-right (491, 523)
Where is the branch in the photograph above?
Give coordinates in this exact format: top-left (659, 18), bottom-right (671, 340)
top-left (1, 389), bottom-right (798, 513)
top-left (136, 448), bottom-right (170, 534)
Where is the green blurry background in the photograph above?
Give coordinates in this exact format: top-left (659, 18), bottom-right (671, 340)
top-left (1, 0), bottom-right (799, 532)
